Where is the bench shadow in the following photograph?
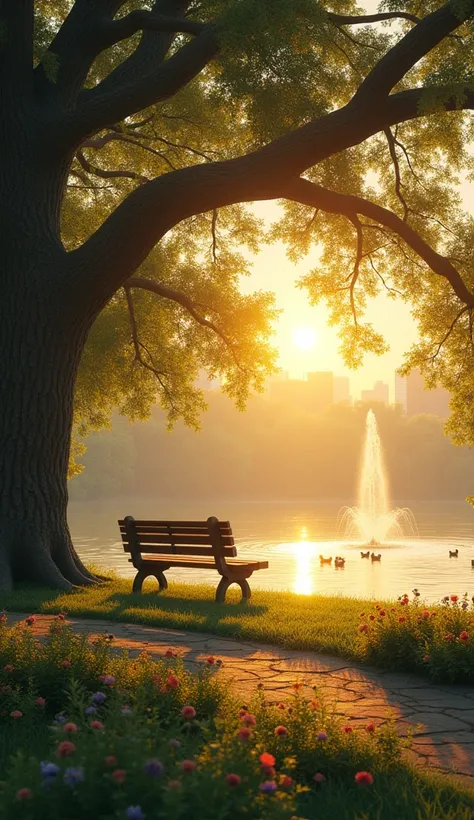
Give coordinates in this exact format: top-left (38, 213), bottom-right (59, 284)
top-left (95, 588), bottom-right (268, 622)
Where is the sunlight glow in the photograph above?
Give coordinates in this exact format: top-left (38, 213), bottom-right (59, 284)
top-left (293, 326), bottom-right (318, 351)
top-left (293, 541), bottom-right (313, 595)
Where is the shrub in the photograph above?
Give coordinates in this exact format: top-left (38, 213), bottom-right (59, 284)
top-left (357, 593), bottom-right (474, 682)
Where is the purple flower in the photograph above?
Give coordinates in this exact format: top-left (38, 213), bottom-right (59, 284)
top-left (85, 706), bottom-right (97, 716)
top-left (125, 807), bottom-right (145, 820)
top-left (40, 761), bottom-right (60, 778)
top-left (91, 691), bottom-right (106, 704)
top-left (259, 780), bottom-right (277, 794)
top-left (55, 714), bottom-right (67, 723)
top-left (144, 759), bottom-right (164, 777)
top-left (63, 767), bottom-right (85, 787)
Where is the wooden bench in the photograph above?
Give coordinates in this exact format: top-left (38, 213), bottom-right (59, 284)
top-left (118, 515), bottom-right (269, 603)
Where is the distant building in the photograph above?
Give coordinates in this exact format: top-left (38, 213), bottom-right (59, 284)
top-left (394, 373), bottom-right (407, 411)
top-left (406, 368), bottom-right (450, 418)
top-left (361, 380), bottom-right (389, 405)
top-left (265, 370), bottom-right (289, 394)
top-left (306, 371), bottom-right (334, 413)
top-left (334, 376), bottom-right (351, 404)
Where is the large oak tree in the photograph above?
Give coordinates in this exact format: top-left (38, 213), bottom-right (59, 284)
top-left (1, 0), bottom-right (474, 590)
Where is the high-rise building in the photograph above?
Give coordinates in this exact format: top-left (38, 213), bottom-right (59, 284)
top-left (361, 381), bottom-right (389, 405)
top-left (334, 376), bottom-right (351, 404)
top-left (394, 373), bottom-right (407, 411)
top-left (306, 371), bottom-right (334, 413)
top-left (406, 368), bottom-right (450, 418)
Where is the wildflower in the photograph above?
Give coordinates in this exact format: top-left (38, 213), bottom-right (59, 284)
top-left (421, 610), bottom-right (430, 619)
top-left (459, 631), bottom-right (470, 642)
top-left (35, 697), bottom-right (46, 707)
top-left (280, 775), bottom-right (293, 788)
top-left (237, 727), bottom-right (252, 742)
top-left (0, 612), bottom-right (7, 624)
top-left (277, 702), bottom-right (286, 710)
top-left (56, 741), bottom-right (76, 758)
top-left (90, 720), bottom-right (104, 730)
top-left (366, 723), bottom-right (376, 733)
top-left (359, 612), bottom-right (365, 618)
top-left (91, 691), bottom-right (106, 704)
top-left (317, 731), bottom-right (328, 741)
top-left (63, 722), bottom-right (78, 734)
top-left (10, 710), bottom-right (22, 719)
top-left (313, 772), bottom-right (326, 783)
top-left (226, 773), bottom-right (241, 787)
top-left (63, 767), bottom-right (84, 787)
top-left (274, 725), bottom-right (288, 736)
top-left (40, 761), bottom-right (60, 779)
top-left (55, 714), bottom-right (66, 723)
top-left (462, 601), bottom-right (469, 610)
top-left (85, 706), bottom-right (97, 716)
top-left (241, 712), bottom-right (256, 726)
top-left (260, 781), bottom-right (277, 794)
top-left (144, 759), bottom-right (164, 777)
top-left (166, 675), bottom-right (179, 689)
top-left (102, 675), bottom-right (115, 686)
top-left (125, 808), bottom-right (145, 820)
top-left (16, 788), bottom-right (32, 800)
top-left (379, 610), bottom-right (386, 617)
top-left (443, 596), bottom-right (450, 602)
top-left (358, 624), bottom-right (368, 633)
top-left (60, 660), bottom-right (71, 669)
top-left (444, 633), bottom-right (455, 642)
top-left (111, 769), bottom-right (127, 784)
top-left (104, 756), bottom-right (118, 767)
top-left (181, 705), bottom-right (196, 720)
top-left (3, 664), bottom-right (14, 673)
top-left (343, 726), bottom-right (353, 733)
top-left (238, 708), bottom-right (248, 718)
top-left (121, 705), bottom-right (133, 716)
top-left (398, 616), bottom-right (406, 623)
top-left (169, 739), bottom-right (181, 750)
top-left (293, 682), bottom-right (302, 690)
top-left (206, 656), bottom-right (216, 664)
top-left (412, 589), bottom-right (420, 597)
top-left (308, 700), bottom-right (319, 710)
top-left (355, 771), bottom-right (374, 785)
top-left (25, 615), bottom-right (36, 625)
top-left (259, 753), bottom-right (276, 768)
top-left (423, 655), bottom-right (430, 663)
top-left (451, 595), bottom-right (459, 603)
top-left (369, 614), bottom-right (375, 621)
top-left (164, 649), bottom-right (175, 658)
top-left (181, 760), bottom-right (196, 773)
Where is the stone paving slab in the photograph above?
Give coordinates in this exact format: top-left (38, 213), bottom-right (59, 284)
top-left (5, 612), bottom-right (474, 783)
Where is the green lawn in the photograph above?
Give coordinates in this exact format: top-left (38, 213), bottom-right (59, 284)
top-left (1, 576), bottom-right (367, 659)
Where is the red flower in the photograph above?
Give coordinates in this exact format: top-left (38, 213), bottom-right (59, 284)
top-left (422, 610), bottom-right (430, 619)
top-left (241, 713), bottom-right (256, 726)
top-left (444, 633), bottom-right (455, 642)
top-left (343, 726), bottom-right (353, 733)
top-left (238, 708), bottom-right (248, 718)
top-left (359, 612), bottom-right (365, 618)
top-left (166, 675), bottom-right (179, 689)
top-left (379, 610), bottom-right (386, 617)
top-left (280, 775), bottom-right (293, 788)
top-left (111, 769), bottom-right (127, 784)
top-left (56, 741), bottom-right (76, 758)
top-left (366, 723), bottom-right (376, 733)
top-left (459, 631), bottom-right (470, 642)
top-left (90, 720), bottom-right (104, 730)
top-left (369, 614), bottom-right (375, 621)
top-left (25, 616), bottom-right (36, 626)
top-left (274, 725), bottom-right (288, 736)
top-left (277, 702), bottom-right (286, 710)
top-left (181, 760), bottom-right (196, 773)
top-left (358, 624), bottom-right (368, 633)
top-left (355, 771), bottom-right (374, 785)
top-left (423, 654), bottom-right (430, 662)
top-left (398, 616), bottom-right (406, 623)
top-left (181, 705), bottom-right (196, 720)
top-left (293, 682), bottom-right (302, 690)
top-left (104, 756), bottom-right (117, 767)
top-left (313, 772), bottom-right (326, 783)
top-left (237, 727), bottom-right (252, 742)
top-left (259, 753), bottom-right (276, 768)
top-left (164, 649), bottom-right (175, 658)
top-left (206, 656), bottom-right (216, 664)
top-left (16, 788), bottom-right (32, 801)
top-left (63, 722), bottom-right (78, 734)
top-left (225, 773), bottom-right (241, 787)
top-left (451, 595), bottom-right (459, 603)
top-left (10, 710), bottom-right (22, 719)
top-left (3, 664), bottom-right (14, 673)
top-left (35, 697), bottom-right (46, 707)
top-left (60, 660), bottom-right (71, 669)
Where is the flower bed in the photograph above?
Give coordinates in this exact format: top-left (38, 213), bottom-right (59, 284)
top-left (357, 592), bottom-right (474, 682)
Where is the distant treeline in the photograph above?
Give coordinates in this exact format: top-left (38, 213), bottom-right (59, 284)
top-left (69, 394), bottom-right (474, 502)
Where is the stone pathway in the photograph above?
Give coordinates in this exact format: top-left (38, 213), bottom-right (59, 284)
top-left (6, 613), bottom-right (474, 783)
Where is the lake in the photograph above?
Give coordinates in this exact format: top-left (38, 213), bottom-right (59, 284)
top-left (70, 498), bottom-right (474, 603)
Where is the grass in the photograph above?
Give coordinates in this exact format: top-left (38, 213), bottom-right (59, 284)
top-left (1, 576), bottom-right (366, 659)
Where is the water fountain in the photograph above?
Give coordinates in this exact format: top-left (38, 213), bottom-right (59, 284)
top-left (339, 410), bottom-right (417, 544)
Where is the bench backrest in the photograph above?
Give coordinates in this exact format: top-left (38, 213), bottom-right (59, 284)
top-left (118, 516), bottom-right (236, 571)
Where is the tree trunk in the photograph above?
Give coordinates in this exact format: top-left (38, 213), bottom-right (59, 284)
top-left (0, 257), bottom-right (98, 592)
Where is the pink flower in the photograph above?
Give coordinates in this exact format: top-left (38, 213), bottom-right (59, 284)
top-left (10, 710), bottom-right (23, 719)
top-left (238, 708), bottom-right (248, 718)
top-left (16, 788), bottom-right (32, 800)
top-left (60, 660), bottom-right (71, 669)
top-left (102, 675), bottom-right (115, 686)
top-left (358, 624), bottom-right (368, 633)
top-left (366, 723), bottom-right (376, 733)
top-left (237, 727), bottom-right (252, 742)
top-left (181, 760), bottom-right (196, 773)
top-left (423, 654), bottom-right (430, 663)
top-left (90, 720), bottom-right (104, 730)
top-left (259, 753), bottom-right (276, 768)
top-left (355, 771), bottom-right (374, 785)
top-left (274, 725), bottom-right (288, 736)
top-left (226, 773), bottom-right (241, 787)
top-left (422, 610), bottom-right (430, 619)
top-left (111, 769), bottom-right (127, 784)
top-left (166, 675), bottom-right (179, 689)
top-left (459, 631), bottom-right (470, 642)
top-left (35, 697), bottom-right (46, 707)
top-left (313, 772), bottom-right (326, 783)
top-left (56, 741), bottom-right (76, 758)
top-left (445, 633), bottom-right (455, 642)
top-left (343, 726), bottom-right (353, 733)
top-left (105, 756), bottom-right (118, 767)
top-left (25, 616), bottom-right (36, 626)
top-left (3, 664), bottom-right (14, 673)
top-left (181, 705), bottom-right (196, 720)
top-left (241, 713), bottom-right (256, 726)
top-left (63, 722), bottom-right (78, 734)
top-left (317, 731), bottom-right (328, 741)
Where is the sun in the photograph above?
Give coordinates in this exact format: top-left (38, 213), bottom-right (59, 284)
top-left (293, 326), bottom-right (317, 351)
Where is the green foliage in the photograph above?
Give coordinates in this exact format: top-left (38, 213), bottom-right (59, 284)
top-left (357, 592), bottom-right (474, 682)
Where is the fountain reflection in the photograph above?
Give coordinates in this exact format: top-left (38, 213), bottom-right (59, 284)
top-left (339, 410), bottom-right (417, 543)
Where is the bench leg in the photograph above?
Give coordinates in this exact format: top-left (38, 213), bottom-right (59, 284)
top-left (216, 577), bottom-right (251, 604)
top-left (132, 569), bottom-right (168, 594)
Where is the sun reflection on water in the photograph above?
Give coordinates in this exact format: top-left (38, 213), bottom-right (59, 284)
top-left (293, 537), bottom-right (314, 595)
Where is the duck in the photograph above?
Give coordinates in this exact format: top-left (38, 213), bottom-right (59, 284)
top-left (360, 550), bottom-right (370, 559)
top-left (319, 555), bottom-right (332, 565)
top-left (335, 556), bottom-right (345, 568)
top-left (449, 549), bottom-right (459, 557)
top-left (370, 552), bottom-right (381, 561)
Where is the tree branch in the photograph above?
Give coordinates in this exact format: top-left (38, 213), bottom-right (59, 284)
top-left (328, 11), bottom-right (421, 26)
top-left (384, 126), bottom-right (409, 220)
top-left (76, 150), bottom-right (149, 183)
top-left (102, 10), bottom-right (206, 48)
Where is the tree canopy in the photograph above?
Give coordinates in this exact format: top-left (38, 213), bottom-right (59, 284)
top-left (29, 0), bottom-right (474, 457)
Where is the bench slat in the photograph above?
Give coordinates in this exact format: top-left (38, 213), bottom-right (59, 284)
top-left (140, 554), bottom-right (268, 570)
top-left (118, 519), bottom-right (231, 530)
top-left (123, 544), bottom-right (237, 557)
top-left (121, 533), bottom-right (234, 547)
